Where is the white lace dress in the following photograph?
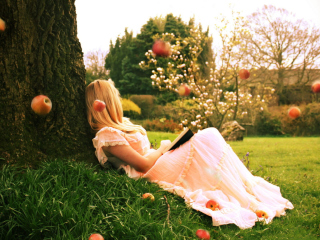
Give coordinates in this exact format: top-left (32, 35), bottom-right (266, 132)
top-left (93, 127), bottom-right (294, 229)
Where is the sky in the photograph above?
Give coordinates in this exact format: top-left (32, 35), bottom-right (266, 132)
top-left (75, 0), bottom-right (320, 55)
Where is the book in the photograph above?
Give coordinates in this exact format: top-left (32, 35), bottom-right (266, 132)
top-left (161, 128), bottom-right (194, 154)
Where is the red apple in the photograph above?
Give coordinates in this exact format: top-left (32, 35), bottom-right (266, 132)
top-left (311, 80), bottom-right (320, 93)
top-left (196, 229), bottom-right (210, 240)
top-left (93, 100), bottom-right (106, 112)
top-left (288, 106), bottom-right (301, 119)
top-left (142, 193), bottom-right (155, 201)
top-left (89, 233), bottom-right (104, 240)
top-left (205, 199), bottom-right (220, 211)
top-left (239, 69), bottom-right (250, 80)
top-left (255, 210), bottom-right (268, 218)
top-left (152, 40), bottom-right (171, 57)
top-left (0, 18), bottom-right (6, 32)
top-left (178, 84), bottom-right (191, 96)
top-left (31, 95), bottom-right (52, 115)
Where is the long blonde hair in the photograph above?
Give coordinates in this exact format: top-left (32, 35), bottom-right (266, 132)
top-left (85, 79), bottom-right (146, 135)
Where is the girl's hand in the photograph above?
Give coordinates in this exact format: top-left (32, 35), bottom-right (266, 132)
top-left (159, 140), bottom-right (172, 152)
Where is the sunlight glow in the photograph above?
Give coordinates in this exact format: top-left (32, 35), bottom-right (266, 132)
top-left (75, 0), bottom-right (320, 54)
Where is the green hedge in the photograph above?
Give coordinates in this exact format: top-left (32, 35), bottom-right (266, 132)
top-left (281, 103), bottom-right (320, 136)
top-left (256, 103), bottom-right (320, 136)
top-left (129, 95), bottom-right (156, 119)
top-left (121, 99), bottom-right (141, 119)
top-left (255, 111), bottom-right (284, 136)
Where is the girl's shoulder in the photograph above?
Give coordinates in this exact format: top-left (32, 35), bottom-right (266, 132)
top-left (96, 126), bottom-right (123, 135)
top-left (96, 126), bottom-right (142, 139)
top-left (95, 126), bottom-right (127, 139)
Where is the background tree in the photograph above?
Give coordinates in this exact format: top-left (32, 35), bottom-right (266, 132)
top-left (0, 0), bottom-right (93, 167)
top-left (84, 49), bottom-right (109, 84)
top-left (213, 10), bottom-right (251, 121)
top-left (212, 10), bottom-right (275, 126)
top-left (141, 10), bottom-right (274, 131)
top-left (105, 28), bottom-right (133, 88)
top-left (119, 19), bottom-right (161, 95)
top-left (245, 5), bottom-right (320, 104)
top-left (163, 14), bottom-right (189, 38)
top-left (104, 14), bottom-right (214, 100)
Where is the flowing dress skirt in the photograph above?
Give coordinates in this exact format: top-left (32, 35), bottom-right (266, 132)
top-left (143, 128), bottom-right (293, 229)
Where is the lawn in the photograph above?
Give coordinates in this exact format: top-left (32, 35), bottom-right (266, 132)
top-left (0, 134), bottom-right (319, 240)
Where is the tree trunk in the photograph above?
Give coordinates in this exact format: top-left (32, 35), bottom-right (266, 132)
top-left (233, 75), bottom-right (239, 120)
top-left (276, 68), bottom-right (286, 105)
top-left (0, 0), bottom-right (96, 167)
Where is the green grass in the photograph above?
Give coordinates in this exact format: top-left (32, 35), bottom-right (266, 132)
top-left (0, 135), bottom-right (319, 239)
top-left (147, 131), bottom-right (179, 148)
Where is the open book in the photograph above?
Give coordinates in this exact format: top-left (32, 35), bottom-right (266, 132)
top-left (161, 128), bottom-right (194, 154)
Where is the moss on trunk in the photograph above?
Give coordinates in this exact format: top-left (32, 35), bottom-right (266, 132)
top-left (0, 0), bottom-right (96, 167)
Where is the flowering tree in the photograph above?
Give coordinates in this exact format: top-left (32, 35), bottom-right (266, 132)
top-left (140, 12), bottom-right (276, 131)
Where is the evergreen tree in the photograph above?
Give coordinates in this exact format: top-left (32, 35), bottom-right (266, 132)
top-left (119, 19), bottom-right (160, 94)
top-left (105, 29), bottom-right (133, 87)
top-left (105, 14), bottom-right (214, 97)
top-left (197, 26), bottom-right (215, 80)
top-left (164, 14), bottom-right (189, 38)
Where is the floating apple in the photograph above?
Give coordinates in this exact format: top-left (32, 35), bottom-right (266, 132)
top-left (88, 233), bottom-right (104, 240)
top-left (93, 100), bottom-right (106, 112)
top-left (0, 18), bottom-right (6, 32)
top-left (311, 80), bottom-right (320, 93)
top-left (152, 40), bottom-right (171, 57)
top-left (142, 193), bottom-right (155, 201)
top-left (178, 84), bottom-right (191, 96)
top-left (196, 229), bottom-right (210, 240)
top-left (239, 69), bottom-right (250, 80)
top-left (255, 210), bottom-right (268, 218)
top-left (31, 95), bottom-right (52, 115)
top-left (205, 199), bottom-right (220, 211)
top-left (288, 106), bottom-right (301, 119)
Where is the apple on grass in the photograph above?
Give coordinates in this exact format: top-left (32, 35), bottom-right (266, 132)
top-left (311, 80), bottom-right (320, 93)
top-left (152, 40), bottom-right (171, 57)
top-left (178, 84), bottom-right (191, 96)
top-left (93, 100), bottom-right (106, 112)
top-left (31, 95), bottom-right (52, 116)
top-left (0, 18), bottom-right (6, 32)
top-left (288, 106), bottom-right (301, 119)
top-left (142, 193), bottom-right (155, 201)
top-left (255, 210), bottom-right (268, 218)
top-left (205, 199), bottom-right (220, 211)
top-left (88, 233), bottom-right (104, 240)
top-left (239, 69), bottom-right (250, 80)
top-left (196, 229), bottom-right (210, 240)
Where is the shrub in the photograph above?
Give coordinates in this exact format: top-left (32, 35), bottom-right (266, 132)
top-left (160, 99), bottom-right (199, 122)
top-left (281, 103), bottom-right (320, 136)
top-left (147, 104), bottom-right (168, 119)
top-left (278, 85), bottom-right (313, 105)
top-left (121, 99), bottom-right (141, 119)
top-left (142, 118), bottom-right (183, 133)
top-left (129, 95), bottom-right (156, 119)
top-left (261, 103), bottom-right (320, 136)
top-left (155, 92), bottom-right (179, 105)
top-left (255, 110), bottom-right (284, 136)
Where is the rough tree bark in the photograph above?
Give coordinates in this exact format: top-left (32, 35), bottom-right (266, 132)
top-left (0, 0), bottom-right (96, 167)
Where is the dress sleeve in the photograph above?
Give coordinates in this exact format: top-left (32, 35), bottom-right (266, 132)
top-left (92, 127), bottom-right (129, 166)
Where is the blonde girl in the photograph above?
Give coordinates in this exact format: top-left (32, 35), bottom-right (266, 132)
top-left (85, 79), bottom-right (293, 229)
